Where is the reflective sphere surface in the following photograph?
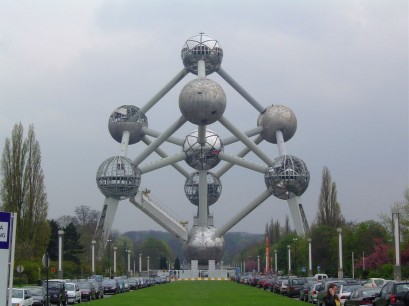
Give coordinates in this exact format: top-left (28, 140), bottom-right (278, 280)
top-left (257, 105), bottom-right (297, 143)
top-left (184, 171), bottom-right (222, 206)
top-left (179, 78), bottom-right (226, 125)
top-left (184, 226), bottom-right (225, 265)
top-left (96, 156), bottom-right (141, 200)
top-left (108, 105), bottom-right (148, 145)
top-left (181, 33), bottom-right (223, 75)
top-left (264, 155), bottom-right (309, 200)
top-left (183, 129), bottom-right (223, 170)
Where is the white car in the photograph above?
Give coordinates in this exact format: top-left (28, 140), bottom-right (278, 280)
top-left (12, 288), bottom-right (33, 306)
top-left (363, 278), bottom-right (387, 288)
top-left (65, 282), bottom-right (81, 304)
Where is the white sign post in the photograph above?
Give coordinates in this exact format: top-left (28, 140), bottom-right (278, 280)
top-left (0, 212), bottom-right (16, 306)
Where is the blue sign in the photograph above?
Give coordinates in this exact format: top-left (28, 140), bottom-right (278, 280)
top-left (0, 212), bottom-right (11, 249)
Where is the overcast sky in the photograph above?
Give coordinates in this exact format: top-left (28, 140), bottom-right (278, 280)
top-left (0, 0), bottom-right (407, 235)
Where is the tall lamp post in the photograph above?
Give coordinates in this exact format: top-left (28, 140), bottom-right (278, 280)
top-left (337, 228), bottom-right (343, 279)
top-left (107, 239), bottom-right (112, 277)
top-left (113, 247), bottom-right (117, 276)
top-left (308, 238), bottom-right (312, 276)
top-left (58, 230), bottom-right (64, 279)
top-left (287, 245), bottom-right (291, 276)
top-left (257, 255), bottom-right (260, 273)
top-left (127, 250), bottom-right (131, 277)
top-left (392, 209), bottom-right (401, 280)
top-left (91, 240), bottom-right (96, 274)
top-left (274, 249), bottom-right (278, 273)
top-left (139, 253), bottom-right (142, 273)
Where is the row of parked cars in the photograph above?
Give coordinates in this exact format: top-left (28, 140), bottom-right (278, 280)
top-left (11, 274), bottom-right (170, 306)
top-left (233, 274), bottom-right (409, 306)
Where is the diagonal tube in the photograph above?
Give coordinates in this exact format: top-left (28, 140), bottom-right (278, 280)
top-left (215, 189), bottom-right (272, 237)
top-left (140, 68), bottom-right (189, 114)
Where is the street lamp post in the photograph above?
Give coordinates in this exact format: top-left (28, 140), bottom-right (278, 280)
top-left (139, 253), bottom-right (142, 273)
top-left (58, 230), bottom-right (64, 279)
top-left (257, 255), bottom-right (260, 273)
top-left (337, 228), bottom-right (343, 279)
top-left (392, 209), bottom-right (401, 280)
top-left (287, 245), bottom-right (291, 276)
top-left (274, 249), bottom-right (277, 273)
top-left (91, 240), bottom-right (96, 274)
top-left (107, 239), bottom-right (112, 277)
top-left (127, 250), bottom-right (131, 277)
top-left (113, 247), bottom-right (117, 276)
top-left (308, 238), bottom-right (312, 276)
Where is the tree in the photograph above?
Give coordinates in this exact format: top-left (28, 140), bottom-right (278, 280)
top-left (380, 187), bottom-right (409, 243)
top-left (316, 166), bottom-right (344, 227)
top-left (0, 123), bottom-right (50, 260)
top-left (64, 222), bottom-right (85, 265)
top-left (174, 257), bottom-right (181, 270)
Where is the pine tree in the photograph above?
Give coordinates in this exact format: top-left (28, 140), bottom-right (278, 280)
top-left (0, 123), bottom-right (50, 260)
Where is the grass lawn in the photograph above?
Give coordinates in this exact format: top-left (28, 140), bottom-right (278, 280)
top-left (88, 281), bottom-right (305, 306)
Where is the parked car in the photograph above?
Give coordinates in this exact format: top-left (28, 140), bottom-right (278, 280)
top-left (114, 277), bottom-right (125, 293)
top-left (280, 279), bottom-right (289, 295)
top-left (128, 278), bottom-right (139, 290)
top-left (65, 282), bottom-right (81, 304)
top-left (12, 288), bottom-right (33, 306)
top-left (316, 279), bottom-right (348, 306)
top-left (43, 279), bottom-right (68, 306)
top-left (102, 278), bottom-right (120, 295)
top-left (24, 286), bottom-right (46, 306)
top-left (364, 278), bottom-right (388, 288)
top-left (287, 277), bottom-right (307, 298)
top-left (88, 279), bottom-right (104, 299)
top-left (338, 284), bottom-right (363, 305)
top-left (77, 281), bottom-right (96, 301)
top-left (373, 281), bottom-right (409, 306)
top-left (308, 282), bottom-right (322, 304)
top-left (344, 287), bottom-right (381, 306)
top-left (299, 278), bottom-right (317, 302)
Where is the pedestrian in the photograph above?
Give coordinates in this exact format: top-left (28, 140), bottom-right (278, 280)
top-left (323, 283), bottom-right (341, 306)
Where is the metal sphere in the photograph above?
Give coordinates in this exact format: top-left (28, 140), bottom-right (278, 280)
top-left (257, 105), bottom-right (297, 144)
top-left (96, 156), bottom-right (141, 200)
top-left (183, 129), bottom-right (223, 170)
top-left (108, 105), bottom-right (148, 145)
top-left (179, 78), bottom-right (226, 125)
top-left (184, 226), bottom-right (225, 265)
top-left (184, 171), bottom-right (222, 206)
top-left (264, 155), bottom-right (310, 200)
top-left (181, 33), bottom-right (223, 75)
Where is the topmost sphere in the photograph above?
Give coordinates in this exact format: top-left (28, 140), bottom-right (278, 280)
top-left (181, 33), bottom-right (223, 75)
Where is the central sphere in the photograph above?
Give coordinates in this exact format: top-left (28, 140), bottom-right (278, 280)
top-left (183, 129), bottom-right (223, 170)
top-left (184, 226), bottom-right (225, 265)
top-left (179, 78), bottom-right (226, 125)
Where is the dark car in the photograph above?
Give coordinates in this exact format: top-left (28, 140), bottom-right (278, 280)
top-left (373, 281), bottom-right (409, 306)
top-left (102, 279), bottom-right (120, 295)
top-left (88, 279), bottom-right (104, 299)
top-left (43, 280), bottom-right (67, 306)
top-left (287, 277), bottom-right (307, 298)
top-left (24, 286), bottom-right (46, 306)
top-left (345, 287), bottom-right (381, 306)
top-left (77, 281), bottom-right (96, 301)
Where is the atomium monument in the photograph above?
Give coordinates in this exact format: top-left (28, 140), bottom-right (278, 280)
top-left (94, 33), bottom-right (310, 265)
